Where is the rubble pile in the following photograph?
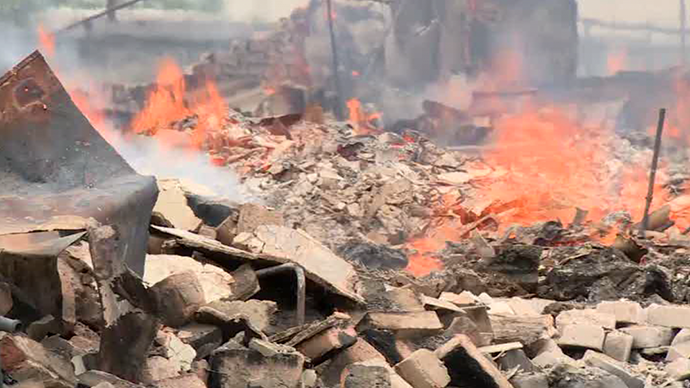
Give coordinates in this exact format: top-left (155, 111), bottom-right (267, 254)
top-left (5, 102), bottom-right (690, 388)
top-left (4, 13), bottom-right (690, 388)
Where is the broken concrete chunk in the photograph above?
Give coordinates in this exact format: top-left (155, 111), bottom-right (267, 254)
top-left (319, 338), bottom-right (388, 387)
top-left (144, 255), bottom-right (236, 303)
top-left (236, 203), bottom-right (284, 234)
top-left (489, 314), bottom-right (555, 346)
top-left (596, 301), bottom-right (645, 324)
top-left (204, 300), bottom-right (277, 333)
top-left (0, 282), bottom-right (13, 315)
top-left (155, 331), bottom-right (196, 372)
top-left (357, 311), bottom-right (443, 338)
top-left (295, 326), bottom-right (357, 365)
top-left (232, 232), bottom-right (265, 253)
top-left (435, 335), bottom-right (513, 388)
top-left (439, 291), bottom-right (478, 307)
top-left (583, 350), bottom-right (644, 388)
top-left (603, 331), bottom-right (633, 362)
top-left (354, 359), bottom-right (414, 388)
top-left (620, 325), bottom-right (674, 349)
top-left (557, 324), bottom-right (606, 351)
top-left (647, 304), bottom-right (690, 329)
top-left (0, 334), bottom-right (77, 388)
top-left (209, 338), bottom-right (304, 388)
top-left (227, 263), bottom-right (260, 301)
top-left (27, 315), bottom-right (62, 342)
top-left (394, 349), bottom-right (450, 388)
top-left (151, 271), bottom-right (205, 328)
top-left (380, 287), bottom-right (426, 312)
top-left (343, 364), bottom-right (392, 388)
top-left (252, 225), bottom-right (362, 302)
top-left (141, 356), bottom-right (181, 383)
top-left (555, 309), bottom-right (616, 330)
top-left (421, 295), bottom-right (462, 313)
top-left (154, 179), bottom-right (203, 231)
top-left (176, 323), bottom-right (223, 360)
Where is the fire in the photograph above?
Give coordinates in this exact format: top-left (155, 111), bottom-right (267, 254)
top-left (607, 48), bottom-right (628, 75)
top-left (347, 98), bottom-right (382, 134)
top-left (37, 24), bottom-right (55, 57)
top-left (131, 57), bottom-right (228, 150)
top-left (478, 107), bottom-right (611, 227)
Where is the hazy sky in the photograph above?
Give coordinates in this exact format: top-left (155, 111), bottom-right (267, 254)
top-left (579, 1), bottom-right (682, 27)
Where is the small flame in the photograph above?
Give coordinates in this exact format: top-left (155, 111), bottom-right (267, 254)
top-left (37, 24), bottom-right (55, 57)
top-left (347, 98), bottom-right (382, 134)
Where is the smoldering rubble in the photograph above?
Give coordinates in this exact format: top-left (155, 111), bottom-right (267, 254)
top-left (3, 2), bottom-right (690, 388)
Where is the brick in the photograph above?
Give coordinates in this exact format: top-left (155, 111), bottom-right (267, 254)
top-left (435, 335), bottom-right (513, 388)
top-left (209, 338), bottom-right (304, 388)
top-left (620, 325), bottom-right (674, 349)
top-left (357, 311), bottom-right (443, 338)
top-left (647, 304), bottom-right (690, 328)
top-left (295, 326), bottom-right (357, 364)
top-left (583, 350), bottom-right (644, 388)
top-left (312, 338), bottom-right (386, 387)
top-left (151, 271), bottom-right (205, 327)
top-left (439, 291), bottom-right (478, 306)
top-left (557, 324), bottom-right (606, 351)
top-left (394, 350), bottom-right (450, 388)
top-left (510, 373), bottom-right (549, 388)
top-left (343, 364), bottom-right (391, 388)
top-left (596, 301), bottom-right (645, 324)
top-left (556, 309), bottom-right (616, 330)
top-left (603, 331), bottom-right (633, 362)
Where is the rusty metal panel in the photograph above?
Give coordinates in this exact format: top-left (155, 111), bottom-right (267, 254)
top-left (0, 51), bottom-right (158, 275)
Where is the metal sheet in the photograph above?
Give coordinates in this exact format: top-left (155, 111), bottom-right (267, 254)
top-left (0, 51), bottom-right (158, 275)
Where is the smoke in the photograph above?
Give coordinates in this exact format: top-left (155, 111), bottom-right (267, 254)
top-left (105, 129), bottom-right (249, 202)
top-left (222, 0), bottom-right (309, 22)
top-left (0, 22), bottom-right (36, 74)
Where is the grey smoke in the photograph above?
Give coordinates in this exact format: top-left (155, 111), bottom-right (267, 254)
top-left (106, 129), bottom-right (249, 202)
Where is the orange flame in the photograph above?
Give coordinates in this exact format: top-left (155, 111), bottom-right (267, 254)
top-left (347, 98), bottom-right (382, 134)
top-left (37, 24), bottom-right (55, 57)
top-left (131, 57), bottom-right (228, 154)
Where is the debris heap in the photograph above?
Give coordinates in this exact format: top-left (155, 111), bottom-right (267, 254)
top-left (4, 50), bottom-right (690, 388)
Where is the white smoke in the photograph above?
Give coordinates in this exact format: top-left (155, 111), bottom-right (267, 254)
top-left (105, 128), bottom-right (249, 202)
